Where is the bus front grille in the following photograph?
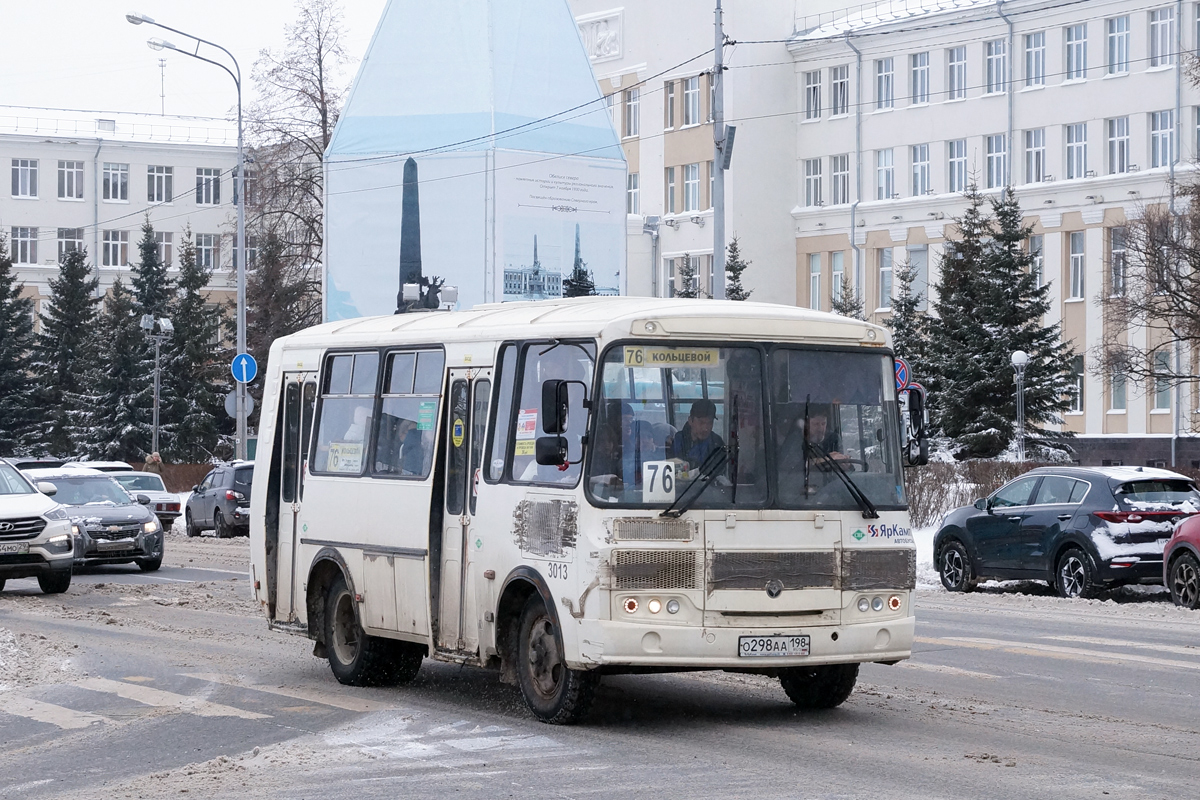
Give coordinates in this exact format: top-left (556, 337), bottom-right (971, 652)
top-left (841, 549), bottom-right (916, 590)
top-left (710, 551), bottom-right (838, 590)
top-left (610, 518), bottom-right (696, 542)
top-left (611, 550), bottom-right (702, 590)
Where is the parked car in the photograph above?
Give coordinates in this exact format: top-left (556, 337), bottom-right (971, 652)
top-left (185, 462), bottom-right (253, 538)
top-left (64, 460), bottom-right (135, 473)
top-left (1165, 514), bottom-right (1200, 609)
top-left (23, 468), bottom-right (163, 572)
top-left (0, 459), bottom-right (75, 594)
top-left (112, 472), bottom-right (181, 528)
top-left (934, 466), bottom-right (1199, 598)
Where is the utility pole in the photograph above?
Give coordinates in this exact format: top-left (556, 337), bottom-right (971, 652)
top-left (711, 0), bottom-right (726, 298)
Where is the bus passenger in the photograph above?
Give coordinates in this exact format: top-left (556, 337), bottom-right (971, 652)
top-left (672, 399), bottom-right (725, 469)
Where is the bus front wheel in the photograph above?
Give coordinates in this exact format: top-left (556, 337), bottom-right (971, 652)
top-left (779, 663), bottom-right (859, 709)
top-left (515, 594), bottom-right (599, 724)
top-left (324, 574), bottom-right (409, 686)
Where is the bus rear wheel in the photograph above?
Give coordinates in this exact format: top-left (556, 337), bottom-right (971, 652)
top-left (779, 663), bottom-right (859, 709)
top-left (324, 574), bottom-right (408, 686)
top-left (515, 594), bottom-right (598, 725)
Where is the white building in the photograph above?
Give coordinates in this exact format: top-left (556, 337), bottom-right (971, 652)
top-left (1, 108), bottom-right (240, 331)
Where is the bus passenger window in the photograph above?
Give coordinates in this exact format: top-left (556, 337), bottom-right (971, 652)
top-left (312, 352), bottom-right (379, 475)
top-left (373, 349), bottom-right (444, 478)
top-left (487, 345), bottom-right (517, 481)
top-left (511, 341), bottom-right (594, 486)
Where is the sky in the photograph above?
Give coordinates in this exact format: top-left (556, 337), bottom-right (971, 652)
top-left (1, 0), bottom-right (388, 121)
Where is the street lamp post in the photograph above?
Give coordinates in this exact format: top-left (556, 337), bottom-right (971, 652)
top-left (1011, 350), bottom-right (1029, 463)
top-left (127, 12), bottom-right (248, 461)
top-left (140, 315), bottom-right (174, 455)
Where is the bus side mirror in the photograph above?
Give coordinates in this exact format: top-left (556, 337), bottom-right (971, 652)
top-left (535, 435), bottom-right (568, 466)
top-left (541, 380), bottom-right (569, 434)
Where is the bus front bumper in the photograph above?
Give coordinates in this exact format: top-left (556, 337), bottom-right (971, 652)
top-left (573, 616), bottom-right (915, 670)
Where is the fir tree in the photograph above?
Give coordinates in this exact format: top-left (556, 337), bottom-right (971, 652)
top-left (0, 234), bottom-right (38, 456)
top-left (724, 236), bottom-right (752, 300)
top-left (31, 247), bottom-right (101, 456)
top-left (80, 280), bottom-right (154, 461)
top-left (883, 258), bottom-right (927, 371)
top-left (830, 275), bottom-right (865, 320)
top-left (162, 231), bottom-right (226, 462)
top-left (675, 254), bottom-right (700, 298)
top-left (131, 216), bottom-right (173, 320)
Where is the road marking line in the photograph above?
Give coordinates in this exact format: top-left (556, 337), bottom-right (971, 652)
top-left (0, 694), bottom-right (107, 729)
top-left (1040, 635), bottom-right (1200, 657)
top-left (180, 673), bottom-right (396, 712)
top-left (897, 660), bottom-right (1001, 679)
top-left (916, 635), bottom-right (1200, 672)
top-left (76, 677), bottom-right (270, 719)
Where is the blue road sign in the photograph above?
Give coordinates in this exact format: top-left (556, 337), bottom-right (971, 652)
top-left (231, 353), bottom-right (258, 384)
top-left (894, 358), bottom-right (910, 392)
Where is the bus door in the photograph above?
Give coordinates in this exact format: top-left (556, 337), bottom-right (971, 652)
top-left (276, 371), bottom-right (317, 623)
top-left (437, 369), bottom-right (491, 654)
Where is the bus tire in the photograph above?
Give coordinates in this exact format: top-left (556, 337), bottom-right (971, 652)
top-left (779, 663), bottom-right (858, 709)
top-left (515, 593), bottom-right (598, 725)
top-left (323, 574), bottom-right (396, 687)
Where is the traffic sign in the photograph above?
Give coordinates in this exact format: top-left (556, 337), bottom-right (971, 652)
top-left (894, 357), bottom-right (911, 392)
top-left (231, 353), bottom-right (258, 384)
top-left (224, 391), bottom-right (255, 419)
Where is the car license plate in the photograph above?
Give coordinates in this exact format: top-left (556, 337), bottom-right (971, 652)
top-left (98, 539), bottom-right (135, 551)
top-left (0, 542), bottom-right (30, 554)
top-left (738, 635), bottom-right (810, 658)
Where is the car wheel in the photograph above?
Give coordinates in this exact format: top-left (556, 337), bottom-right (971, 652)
top-left (1056, 548), bottom-right (1099, 599)
top-left (214, 509), bottom-right (229, 539)
top-left (37, 571), bottom-right (72, 595)
top-left (323, 573), bottom-right (403, 686)
top-left (939, 540), bottom-right (976, 592)
top-left (1169, 552), bottom-right (1200, 610)
top-left (515, 593), bottom-right (599, 725)
top-left (137, 556), bottom-right (163, 572)
top-left (779, 663), bottom-right (859, 709)
top-left (185, 511), bottom-right (199, 538)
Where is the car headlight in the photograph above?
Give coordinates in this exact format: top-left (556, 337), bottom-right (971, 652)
top-left (143, 521), bottom-right (160, 534)
top-left (44, 507), bottom-right (69, 521)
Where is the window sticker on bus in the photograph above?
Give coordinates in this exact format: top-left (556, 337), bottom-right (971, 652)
top-left (516, 409), bottom-right (538, 438)
top-left (326, 441), bottom-right (363, 473)
top-left (417, 401), bottom-right (437, 430)
top-left (452, 418), bottom-right (465, 447)
top-left (642, 460), bottom-right (676, 503)
top-left (623, 346), bottom-right (720, 368)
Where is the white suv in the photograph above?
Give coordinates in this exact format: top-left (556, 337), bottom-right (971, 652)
top-left (0, 459), bottom-right (75, 594)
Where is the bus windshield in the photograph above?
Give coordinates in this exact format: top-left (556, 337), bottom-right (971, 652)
top-left (586, 344), bottom-right (906, 511)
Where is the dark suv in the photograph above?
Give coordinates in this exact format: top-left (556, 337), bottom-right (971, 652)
top-left (185, 462), bottom-right (253, 538)
top-left (934, 466), bottom-right (1199, 598)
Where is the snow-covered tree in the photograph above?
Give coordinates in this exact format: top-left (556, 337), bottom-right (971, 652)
top-left (30, 247), bottom-right (101, 456)
top-left (675, 255), bottom-right (701, 298)
top-left (883, 258), bottom-right (927, 371)
top-left (131, 217), bottom-right (173, 320)
top-left (0, 234), bottom-right (38, 455)
top-left (724, 237), bottom-right (752, 301)
top-left (830, 276), bottom-right (865, 320)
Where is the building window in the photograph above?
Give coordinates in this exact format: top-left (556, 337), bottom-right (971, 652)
top-left (155, 232), bottom-right (174, 266)
top-left (1069, 231), bottom-right (1086, 299)
top-left (664, 81), bottom-right (675, 128)
top-left (878, 248), bottom-right (894, 310)
top-left (683, 76), bottom-right (701, 125)
top-left (103, 162), bottom-right (128, 201)
top-left (1111, 372), bottom-right (1127, 411)
top-left (232, 235), bottom-right (257, 269)
top-left (195, 233), bottom-right (217, 269)
top-left (1025, 129), bottom-right (1047, 183)
top-left (911, 52), bottom-right (929, 104)
top-left (947, 46), bottom-right (967, 100)
top-left (1069, 355), bottom-right (1085, 412)
top-left (683, 163), bottom-right (700, 212)
top-left (624, 88), bottom-right (640, 137)
top-left (626, 173), bottom-right (640, 214)
top-left (665, 166), bottom-right (676, 214)
top-left (875, 58), bottom-right (894, 109)
top-left (809, 253), bottom-right (821, 311)
top-left (1107, 16), bottom-right (1130, 74)
top-left (196, 167), bottom-right (221, 205)
top-left (985, 39), bottom-right (1007, 94)
top-left (1152, 110), bottom-right (1175, 168)
top-left (664, 257), bottom-right (676, 298)
top-left (605, 94), bottom-right (616, 127)
top-left (805, 158), bottom-right (823, 207)
top-left (1108, 117), bottom-right (1130, 174)
top-left (831, 65), bottom-right (850, 116)
top-left (1109, 226), bottom-right (1127, 295)
top-left (10, 227), bottom-right (37, 264)
top-left (1066, 123), bottom-right (1088, 179)
top-left (986, 134), bottom-right (1007, 188)
top-left (102, 230), bottom-right (128, 266)
top-left (148, 165), bottom-right (173, 204)
top-left (707, 161), bottom-right (714, 209)
top-left (831, 154), bottom-right (850, 205)
top-left (876, 149), bottom-right (895, 199)
top-left (1025, 32), bottom-right (1046, 86)
top-left (57, 228), bottom-right (83, 261)
top-left (1066, 24), bottom-right (1088, 80)
top-left (908, 245), bottom-right (929, 311)
top-left (831, 251), bottom-right (845, 304)
top-left (912, 143), bottom-right (930, 195)
top-left (11, 159), bottom-right (37, 198)
top-left (233, 166), bottom-right (255, 206)
top-left (948, 138), bottom-right (967, 192)
top-left (1155, 350), bottom-right (1173, 409)
top-left (58, 160), bottom-right (84, 200)
top-left (1150, 8), bottom-right (1176, 67)
top-left (1030, 234), bottom-right (1044, 286)
top-left (804, 70), bottom-right (821, 119)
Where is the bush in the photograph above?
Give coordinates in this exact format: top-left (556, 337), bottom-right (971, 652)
top-left (905, 461), bottom-right (1044, 528)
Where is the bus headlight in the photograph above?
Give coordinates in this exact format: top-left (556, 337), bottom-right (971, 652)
top-left (857, 597), bottom-right (870, 613)
top-left (665, 599), bottom-right (680, 614)
top-left (647, 599), bottom-right (662, 614)
top-left (871, 596), bottom-right (885, 612)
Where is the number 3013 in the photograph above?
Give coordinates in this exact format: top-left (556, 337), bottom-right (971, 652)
top-left (546, 562), bottom-right (568, 580)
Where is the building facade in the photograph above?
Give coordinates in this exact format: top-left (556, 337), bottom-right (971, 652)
top-left (1, 109), bottom-right (240, 334)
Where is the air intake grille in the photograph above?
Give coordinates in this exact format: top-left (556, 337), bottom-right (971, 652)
top-left (842, 549), bottom-right (916, 590)
top-left (0, 517), bottom-right (47, 540)
top-left (611, 550), bottom-right (701, 590)
top-left (610, 518), bottom-right (695, 542)
top-left (710, 551), bottom-right (838, 591)
top-left (85, 523), bottom-right (142, 541)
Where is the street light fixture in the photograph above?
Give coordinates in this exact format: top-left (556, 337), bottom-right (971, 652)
top-left (141, 317), bottom-right (174, 455)
top-left (126, 11), bottom-right (249, 460)
top-left (1011, 350), bottom-right (1029, 463)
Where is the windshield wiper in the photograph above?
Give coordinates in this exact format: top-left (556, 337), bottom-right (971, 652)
top-left (807, 441), bottom-right (879, 519)
top-left (660, 446), bottom-right (728, 519)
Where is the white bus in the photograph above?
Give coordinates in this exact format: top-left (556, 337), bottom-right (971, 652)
top-left (249, 297), bottom-right (919, 724)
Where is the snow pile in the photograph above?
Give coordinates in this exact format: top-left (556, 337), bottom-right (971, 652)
top-left (0, 627), bottom-right (79, 691)
top-left (914, 526), bottom-right (940, 589)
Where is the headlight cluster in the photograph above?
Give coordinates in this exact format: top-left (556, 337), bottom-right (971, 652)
top-left (45, 534), bottom-right (72, 553)
top-left (44, 507), bottom-right (69, 521)
top-left (143, 521), bottom-right (160, 534)
top-left (857, 594), bottom-right (903, 613)
top-left (623, 597), bottom-right (682, 615)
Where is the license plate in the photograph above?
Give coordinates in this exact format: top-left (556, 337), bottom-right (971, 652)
top-left (0, 542), bottom-right (30, 554)
top-left (738, 635), bottom-right (811, 658)
top-left (98, 539), bottom-right (136, 551)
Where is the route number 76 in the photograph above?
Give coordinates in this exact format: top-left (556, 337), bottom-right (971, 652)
top-left (642, 460), bottom-right (676, 503)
